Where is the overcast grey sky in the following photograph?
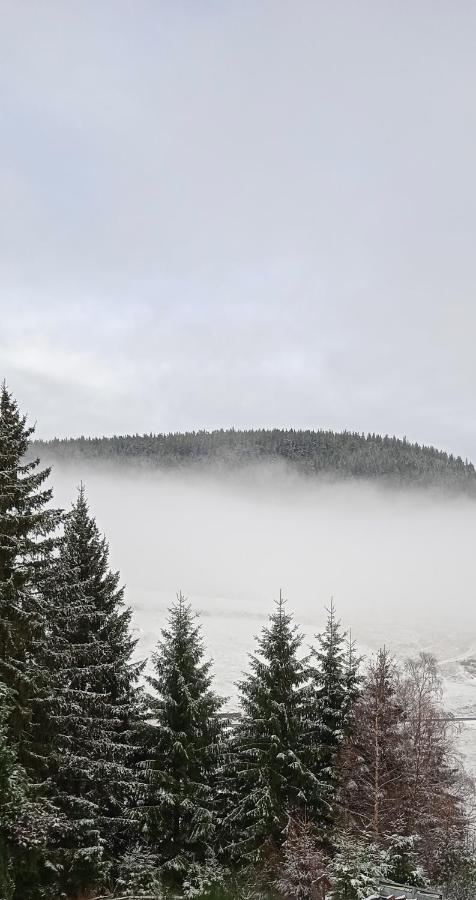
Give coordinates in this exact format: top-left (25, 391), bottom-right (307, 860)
top-left (1, 2), bottom-right (475, 456)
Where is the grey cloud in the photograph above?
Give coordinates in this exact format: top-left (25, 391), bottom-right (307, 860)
top-left (1, 2), bottom-right (475, 455)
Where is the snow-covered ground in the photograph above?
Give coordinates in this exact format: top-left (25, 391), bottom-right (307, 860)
top-left (439, 655), bottom-right (476, 776)
top-left (48, 461), bottom-right (476, 775)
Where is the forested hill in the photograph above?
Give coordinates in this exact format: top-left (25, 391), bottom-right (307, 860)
top-left (31, 428), bottom-right (476, 491)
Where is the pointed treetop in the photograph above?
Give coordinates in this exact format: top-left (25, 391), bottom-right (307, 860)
top-left (75, 481), bottom-right (89, 512)
top-left (275, 588), bottom-right (287, 622)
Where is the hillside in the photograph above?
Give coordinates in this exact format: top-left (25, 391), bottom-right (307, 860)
top-left (32, 428), bottom-right (476, 490)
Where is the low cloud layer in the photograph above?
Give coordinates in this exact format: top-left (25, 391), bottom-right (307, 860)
top-left (50, 463), bottom-right (476, 697)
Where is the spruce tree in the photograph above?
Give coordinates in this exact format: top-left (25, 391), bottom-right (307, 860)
top-left (42, 486), bottom-right (145, 897)
top-left (0, 384), bottom-right (62, 766)
top-left (225, 594), bottom-right (322, 862)
top-left (0, 385), bottom-right (66, 899)
top-left (0, 685), bottom-right (23, 900)
top-left (306, 603), bottom-right (361, 841)
top-left (142, 593), bottom-right (225, 887)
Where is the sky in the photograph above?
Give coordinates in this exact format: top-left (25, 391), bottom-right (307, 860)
top-left (1, 2), bottom-right (476, 458)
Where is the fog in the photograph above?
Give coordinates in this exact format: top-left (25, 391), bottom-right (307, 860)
top-left (49, 462), bottom-right (476, 701)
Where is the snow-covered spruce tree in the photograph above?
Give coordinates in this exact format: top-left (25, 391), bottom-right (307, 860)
top-left (0, 384), bottom-right (62, 766)
top-left (0, 685), bottom-right (50, 900)
top-left (224, 594), bottom-right (323, 863)
top-left (328, 833), bottom-right (389, 900)
top-left (330, 834), bottom-right (424, 900)
top-left (0, 684), bottom-right (25, 900)
top-left (306, 602), bottom-right (361, 841)
top-left (41, 485), bottom-right (145, 897)
top-left (0, 386), bottom-right (66, 899)
top-left (384, 834), bottom-right (424, 887)
top-left (111, 845), bottom-right (162, 897)
top-left (141, 593), bottom-right (225, 889)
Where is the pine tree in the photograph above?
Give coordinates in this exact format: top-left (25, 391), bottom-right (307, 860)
top-left (0, 384), bottom-right (62, 767)
top-left (41, 485), bottom-right (145, 897)
top-left (225, 594), bottom-right (322, 863)
top-left (306, 603), bottom-right (361, 841)
top-left (141, 593), bottom-right (225, 888)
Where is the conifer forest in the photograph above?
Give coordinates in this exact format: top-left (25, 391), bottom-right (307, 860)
top-left (1, 385), bottom-right (476, 900)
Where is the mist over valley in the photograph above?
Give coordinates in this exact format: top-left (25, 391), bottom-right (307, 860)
top-left (48, 455), bottom-right (476, 771)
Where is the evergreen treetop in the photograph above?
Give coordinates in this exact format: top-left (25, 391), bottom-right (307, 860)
top-left (306, 601), bottom-right (362, 817)
top-left (0, 384), bottom-right (62, 759)
top-left (142, 593), bottom-right (225, 885)
top-left (39, 485), bottom-right (145, 897)
top-left (225, 594), bottom-right (323, 862)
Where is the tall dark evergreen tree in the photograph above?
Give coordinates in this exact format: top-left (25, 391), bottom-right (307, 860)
top-left (42, 486), bottom-right (145, 898)
top-left (0, 384), bottom-right (61, 767)
top-left (0, 385), bottom-right (66, 900)
top-left (225, 594), bottom-right (323, 863)
top-left (306, 602), bottom-right (361, 841)
top-left (142, 594), bottom-right (225, 887)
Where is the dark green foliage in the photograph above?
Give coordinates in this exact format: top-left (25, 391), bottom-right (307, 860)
top-left (0, 686), bottom-right (22, 900)
top-left (41, 486), bottom-right (145, 897)
top-left (225, 595), bottom-right (323, 862)
top-left (112, 845), bottom-right (162, 897)
top-left (328, 834), bottom-right (389, 900)
top-left (0, 685), bottom-right (52, 900)
top-left (31, 427), bottom-right (476, 491)
top-left (306, 603), bottom-right (361, 841)
top-left (0, 385), bottom-right (66, 899)
top-left (0, 384), bottom-right (62, 766)
top-left (142, 594), bottom-right (225, 885)
top-left (384, 834), bottom-right (423, 886)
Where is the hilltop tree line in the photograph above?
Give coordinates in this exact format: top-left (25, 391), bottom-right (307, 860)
top-left (1, 385), bottom-right (475, 900)
top-left (32, 427), bottom-right (476, 492)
